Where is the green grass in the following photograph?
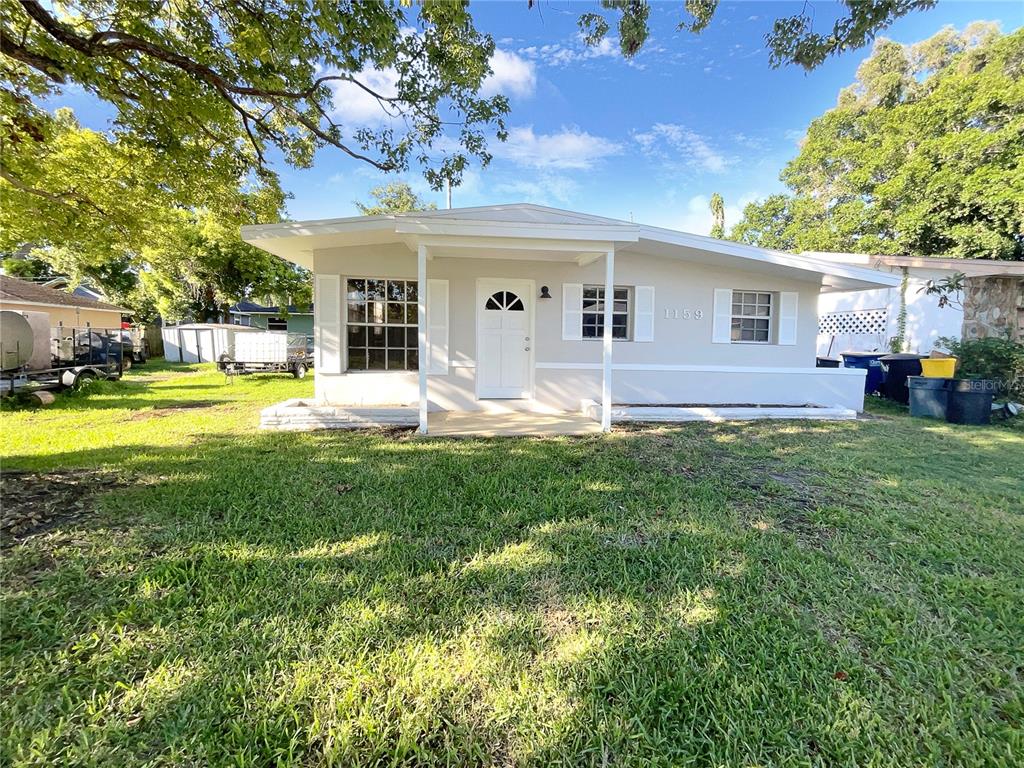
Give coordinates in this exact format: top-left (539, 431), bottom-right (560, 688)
top-left (2, 361), bottom-right (1022, 766)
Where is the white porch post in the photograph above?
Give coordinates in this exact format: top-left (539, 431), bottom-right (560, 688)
top-left (601, 249), bottom-right (614, 432)
top-left (417, 244), bottom-right (428, 434)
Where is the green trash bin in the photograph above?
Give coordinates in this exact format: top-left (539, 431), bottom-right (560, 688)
top-left (908, 376), bottom-right (950, 419)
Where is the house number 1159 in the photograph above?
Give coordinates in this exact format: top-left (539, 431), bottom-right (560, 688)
top-left (664, 308), bottom-right (704, 320)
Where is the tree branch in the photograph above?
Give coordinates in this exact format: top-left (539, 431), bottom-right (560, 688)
top-left (0, 165), bottom-right (108, 217)
top-left (0, 27), bottom-right (67, 82)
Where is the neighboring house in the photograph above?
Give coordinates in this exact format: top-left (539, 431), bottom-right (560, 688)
top-left (229, 301), bottom-right (314, 335)
top-left (0, 275), bottom-right (127, 329)
top-left (39, 276), bottom-right (107, 303)
top-left (242, 204), bottom-right (898, 432)
top-left (811, 253), bottom-right (1024, 355)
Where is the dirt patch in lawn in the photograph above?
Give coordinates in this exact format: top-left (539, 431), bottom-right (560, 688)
top-left (128, 401), bottom-right (222, 420)
top-left (1, 469), bottom-right (131, 543)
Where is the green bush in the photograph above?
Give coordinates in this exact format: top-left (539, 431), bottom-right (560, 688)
top-left (938, 335), bottom-right (1024, 400)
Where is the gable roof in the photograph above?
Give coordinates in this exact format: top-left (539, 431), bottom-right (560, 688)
top-left (0, 275), bottom-right (128, 312)
top-left (242, 203), bottom-right (901, 292)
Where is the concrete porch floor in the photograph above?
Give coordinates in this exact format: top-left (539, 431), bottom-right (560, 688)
top-left (425, 411), bottom-right (603, 437)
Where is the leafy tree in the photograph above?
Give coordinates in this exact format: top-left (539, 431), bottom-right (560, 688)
top-left (355, 183), bottom-right (438, 216)
top-left (731, 25), bottom-right (1024, 260)
top-left (578, 0), bottom-right (937, 69)
top-left (2, 0), bottom-right (508, 200)
top-left (709, 193), bottom-right (725, 239)
top-left (1, 254), bottom-right (54, 280)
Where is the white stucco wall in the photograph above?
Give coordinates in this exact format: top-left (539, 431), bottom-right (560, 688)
top-left (311, 243), bottom-right (866, 411)
top-left (817, 265), bottom-right (964, 355)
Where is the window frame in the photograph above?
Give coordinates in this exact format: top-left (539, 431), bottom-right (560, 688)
top-left (344, 277), bottom-right (419, 372)
top-left (265, 316), bottom-right (288, 331)
top-left (729, 290), bottom-right (774, 344)
top-left (581, 284), bottom-right (632, 341)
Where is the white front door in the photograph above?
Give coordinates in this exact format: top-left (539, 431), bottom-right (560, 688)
top-left (477, 279), bottom-right (533, 399)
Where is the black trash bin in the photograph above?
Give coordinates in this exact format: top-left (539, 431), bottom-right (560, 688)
top-left (816, 356), bottom-right (841, 368)
top-left (946, 379), bottom-right (997, 425)
top-left (878, 353), bottom-right (927, 404)
top-left (908, 376), bottom-right (950, 419)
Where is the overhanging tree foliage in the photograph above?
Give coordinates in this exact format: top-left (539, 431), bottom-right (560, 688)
top-left (355, 182), bottom-right (437, 216)
top-left (577, 0), bottom-right (938, 68)
top-left (2, 0), bottom-right (508, 195)
top-left (731, 25), bottom-right (1024, 260)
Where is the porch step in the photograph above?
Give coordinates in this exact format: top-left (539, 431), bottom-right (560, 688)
top-left (260, 399), bottom-right (417, 431)
top-left (580, 400), bottom-right (857, 423)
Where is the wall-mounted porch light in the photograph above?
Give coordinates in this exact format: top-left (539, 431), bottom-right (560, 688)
top-left (539, 285), bottom-right (552, 299)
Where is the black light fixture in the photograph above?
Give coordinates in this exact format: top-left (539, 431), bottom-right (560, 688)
top-left (539, 285), bottom-right (552, 299)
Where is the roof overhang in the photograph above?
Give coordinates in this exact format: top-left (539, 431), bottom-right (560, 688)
top-left (804, 251), bottom-right (1024, 278)
top-left (241, 204), bottom-right (900, 291)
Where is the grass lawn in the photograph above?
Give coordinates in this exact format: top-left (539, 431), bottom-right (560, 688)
top-left (2, 361), bottom-right (1022, 766)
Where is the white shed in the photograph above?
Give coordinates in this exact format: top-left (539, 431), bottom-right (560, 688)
top-left (161, 323), bottom-right (263, 363)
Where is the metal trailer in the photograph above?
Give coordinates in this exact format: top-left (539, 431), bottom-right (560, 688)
top-left (216, 332), bottom-right (313, 379)
top-left (0, 322), bottom-right (127, 396)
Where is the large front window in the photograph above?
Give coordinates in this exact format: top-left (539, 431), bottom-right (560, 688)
top-left (582, 285), bottom-right (630, 339)
top-left (346, 278), bottom-right (418, 370)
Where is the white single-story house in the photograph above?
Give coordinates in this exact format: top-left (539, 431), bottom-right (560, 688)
top-left (242, 204), bottom-right (899, 433)
top-left (813, 253), bottom-right (1024, 355)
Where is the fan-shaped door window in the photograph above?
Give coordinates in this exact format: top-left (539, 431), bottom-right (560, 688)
top-left (485, 291), bottom-right (525, 311)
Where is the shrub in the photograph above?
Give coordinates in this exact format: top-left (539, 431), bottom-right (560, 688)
top-left (937, 335), bottom-right (1024, 400)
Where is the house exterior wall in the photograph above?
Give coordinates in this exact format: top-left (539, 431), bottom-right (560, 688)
top-left (245, 314), bottom-right (314, 335)
top-left (962, 276), bottom-right (1024, 342)
top-left (0, 301), bottom-right (122, 330)
top-left (817, 265), bottom-right (964, 355)
top-left (310, 243), bottom-right (865, 411)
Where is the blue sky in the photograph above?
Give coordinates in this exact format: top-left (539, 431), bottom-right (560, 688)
top-left (59, 1), bottom-right (1023, 234)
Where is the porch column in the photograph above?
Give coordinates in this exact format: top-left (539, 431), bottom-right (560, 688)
top-left (601, 249), bottom-right (614, 432)
top-left (417, 244), bottom-right (428, 434)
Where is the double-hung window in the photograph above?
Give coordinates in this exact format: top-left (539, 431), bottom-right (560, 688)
top-left (582, 285), bottom-right (630, 340)
top-left (346, 278), bottom-right (418, 370)
top-left (730, 290), bottom-right (772, 343)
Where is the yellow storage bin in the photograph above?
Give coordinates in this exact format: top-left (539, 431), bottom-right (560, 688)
top-left (920, 357), bottom-right (956, 378)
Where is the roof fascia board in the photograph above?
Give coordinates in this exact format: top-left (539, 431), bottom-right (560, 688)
top-left (395, 217), bottom-right (639, 242)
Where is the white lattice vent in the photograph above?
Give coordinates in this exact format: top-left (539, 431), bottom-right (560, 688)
top-left (819, 308), bottom-right (888, 335)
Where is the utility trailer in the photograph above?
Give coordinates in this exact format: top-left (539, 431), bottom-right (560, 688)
top-left (216, 332), bottom-right (313, 379)
top-left (1, 311), bottom-right (126, 396)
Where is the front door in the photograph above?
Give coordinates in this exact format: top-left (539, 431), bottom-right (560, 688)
top-left (477, 279), bottom-right (533, 399)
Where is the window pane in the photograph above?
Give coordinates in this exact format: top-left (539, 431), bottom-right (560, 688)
top-left (346, 279), bottom-right (366, 301)
top-left (387, 349), bottom-right (406, 370)
top-left (582, 297), bottom-right (600, 311)
top-left (348, 302), bottom-right (367, 323)
top-left (407, 349), bottom-right (419, 370)
top-left (583, 287), bottom-right (598, 300)
top-left (387, 302), bottom-right (405, 324)
top-left (730, 319), bottom-right (742, 341)
top-left (347, 325), bottom-right (366, 347)
top-left (613, 288), bottom-right (628, 301)
top-left (369, 301), bottom-right (386, 324)
top-left (485, 297), bottom-right (500, 310)
top-left (732, 303), bottom-right (742, 315)
top-left (405, 304), bottom-right (418, 324)
top-left (387, 327), bottom-right (405, 347)
top-left (613, 325), bottom-right (628, 339)
top-left (613, 300), bottom-right (628, 313)
top-left (366, 279), bottom-right (386, 300)
top-left (367, 326), bottom-right (386, 348)
top-left (406, 281), bottom-right (418, 302)
top-left (367, 349), bottom-right (387, 370)
top-left (348, 348), bottom-right (367, 370)
top-left (387, 280), bottom-right (405, 301)
top-left (612, 314), bottom-right (628, 329)
top-left (508, 298), bottom-right (524, 311)
top-left (406, 328), bottom-right (418, 348)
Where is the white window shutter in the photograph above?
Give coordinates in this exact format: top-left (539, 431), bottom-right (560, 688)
top-left (427, 279), bottom-right (449, 373)
top-left (562, 283), bottom-right (583, 340)
top-left (712, 288), bottom-right (733, 344)
top-left (315, 274), bottom-right (341, 373)
top-left (634, 286), bottom-right (655, 342)
top-left (778, 291), bottom-right (799, 345)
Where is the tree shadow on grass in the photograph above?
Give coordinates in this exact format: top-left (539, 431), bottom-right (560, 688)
top-left (3, 420), bottom-right (1022, 765)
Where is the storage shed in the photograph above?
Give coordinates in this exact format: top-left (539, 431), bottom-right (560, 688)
top-left (161, 323), bottom-right (263, 363)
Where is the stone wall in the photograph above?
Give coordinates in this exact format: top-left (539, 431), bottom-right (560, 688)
top-left (961, 276), bottom-right (1024, 342)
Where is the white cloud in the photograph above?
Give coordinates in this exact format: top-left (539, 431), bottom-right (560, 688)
top-left (492, 126), bottom-right (621, 169)
top-left (519, 34), bottom-right (625, 68)
top-left (328, 67), bottom-right (400, 127)
top-left (653, 193), bottom-right (760, 237)
top-left (493, 174), bottom-right (579, 205)
top-left (633, 123), bottom-right (729, 174)
top-left (481, 49), bottom-right (536, 99)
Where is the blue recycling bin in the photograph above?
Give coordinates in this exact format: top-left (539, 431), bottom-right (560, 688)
top-left (841, 352), bottom-right (886, 394)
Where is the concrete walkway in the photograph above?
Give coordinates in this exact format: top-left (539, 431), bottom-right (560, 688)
top-left (425, 411), bottom-right (602, 437)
